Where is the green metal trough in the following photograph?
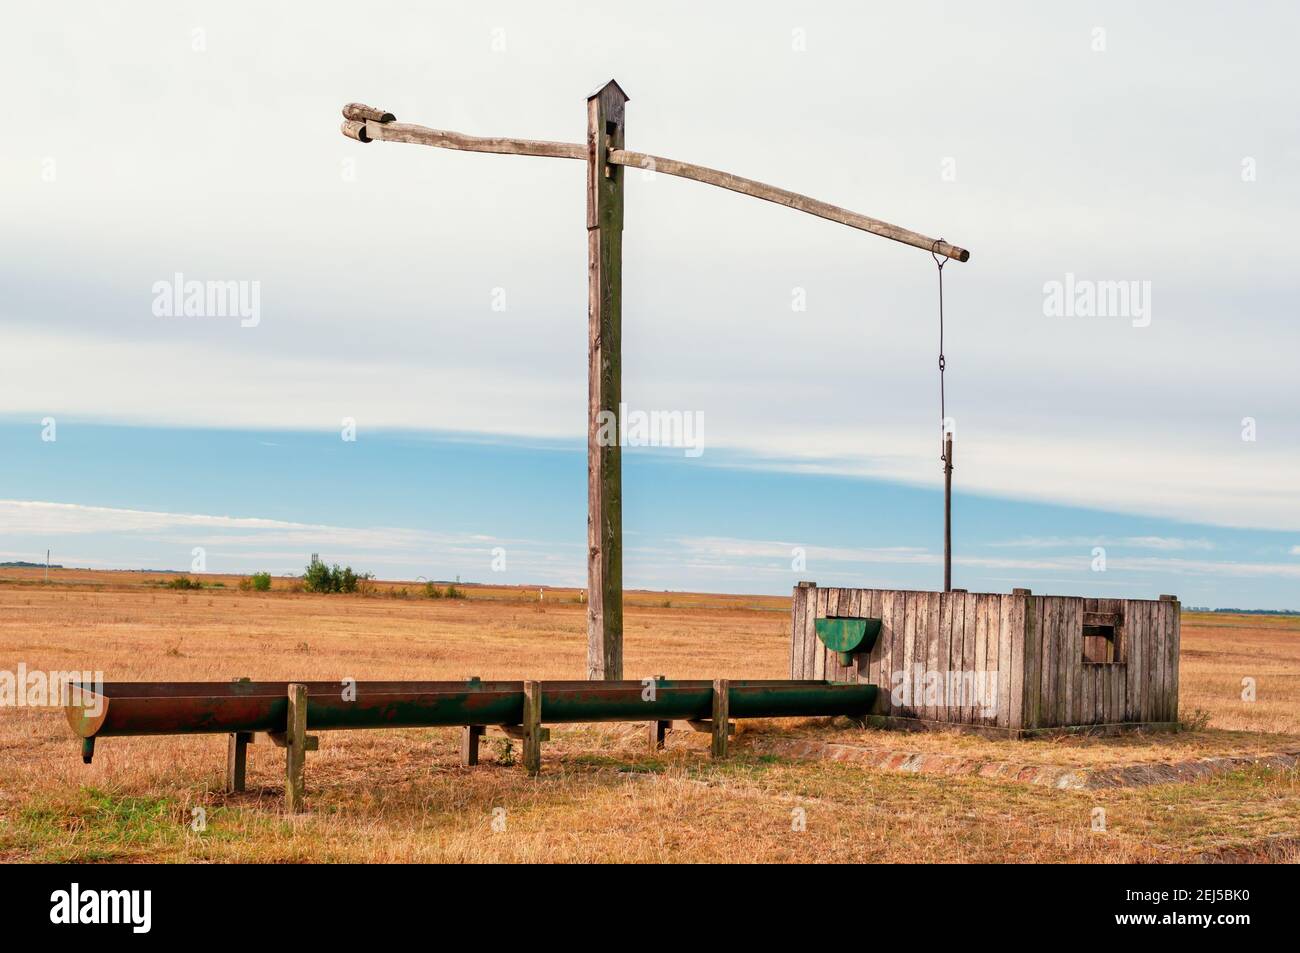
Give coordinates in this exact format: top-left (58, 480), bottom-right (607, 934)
top-left (67, 679), bottom-right (875, 746)
top-left (67, 679), bottom-right (877, 810)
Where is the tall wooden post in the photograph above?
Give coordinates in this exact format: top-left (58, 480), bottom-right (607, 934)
top-left (586, 80), bottom-right (628, 681)
top-left (943, 433), bottom-right (953, 592)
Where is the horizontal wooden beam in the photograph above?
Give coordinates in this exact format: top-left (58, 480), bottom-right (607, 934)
top-left (360, 118), bottom-right (585, 160)
top-left (609, 149), bottom-right (969, 262)
top-left (339, 107), bottom-right (970, 262)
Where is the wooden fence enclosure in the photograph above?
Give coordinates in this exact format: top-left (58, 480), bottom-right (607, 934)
top-left (790, 583), bottom-right (1180, 736)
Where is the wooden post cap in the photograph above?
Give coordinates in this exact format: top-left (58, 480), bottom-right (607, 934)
top-left (1012, 588), bottom-right (1032, 596)
top-left (1159, 594), bottom-right (1178, 602)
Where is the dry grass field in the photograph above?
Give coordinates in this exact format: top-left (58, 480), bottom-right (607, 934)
top-left (1, 568), bottom-right (1297, 863)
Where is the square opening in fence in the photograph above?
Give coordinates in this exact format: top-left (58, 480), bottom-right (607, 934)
top-left (1082, 623), bottom-right (1117, 664)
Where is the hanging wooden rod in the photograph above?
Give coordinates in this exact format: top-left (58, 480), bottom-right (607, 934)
top-left (340, 104), bottom-right (971, 262)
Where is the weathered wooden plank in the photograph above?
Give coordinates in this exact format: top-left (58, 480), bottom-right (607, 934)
top-left (1119, 600), bottom-right (1132, 720)
top-left (1067, 599), bottom-right (1083, 725)
top-left (812, 587), bottom-right (829, 680)
top-left (1159, 598), bottom-right (1170, 717)
top-left (803, 584), bottom-right (820, 681)
top-left (1020, 594), bottom-right (1040, 729)
top-left (948, 590), bottom-right (966, 723)
top-left (897, 591), bottom-right (916, 718)
top-left (987, 590), bottom-right (1008, 722)
top-left (823, 588), bottom-right (840, 680)
top-left (1113, 652), bottom-right (1125, 725)
top-left (1161, 598), bottom-right (1177, 722)
top-left (1140, 600), bottom-right (1152, 720)
top-left (790, 583), bottom-right (808, 679)
top-left (878, 590), bottom-right (896, 715)
top-left (1133, 600), bottom-right (1148, 720)
top-left (1161, 599), bottom-right (1174, 722)
top-left (923, 590), bottom-right (941, 721)
top-left (1059, 599), bottom-right (1073, 726)
top-left (1154, 598), bottom-right (1164, 717)
top-left (1082, 639), bottom-right (1095, 724)
top-left (1038, 598), bottom-right (1055, 728)
top-left (865, 589), bottom-right (880, 693)
top-left (827, 588), bottom-right (846, 680)
top-left (938, 591), bottom-right (954, 722)
top-left (962, 591), bottom-right (979, 723)
top-left (1153, 600), bottom-right (1168, 721)
top-left (971, 594), bottom-right (988, 725)
top-left (987, 595), bottom-right (1001, 726)
top-left (1167, 596), bottom-right (1182, 723)
top-left (847, 582), bottom-right (868, 681)
top-left (585, 82), bottom-right (628, 681)
top-left (1001, 594), bottom-right (1019, 728)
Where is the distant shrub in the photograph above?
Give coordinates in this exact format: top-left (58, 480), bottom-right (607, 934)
top-left (443, 584), bottom-right (466, 600)
top-left (250, 572), bottom-right (272, 592)
top-left (303, 561), bottom-right (369, 594)
top-left (424, 582), bottom-right (444, 599)
top-left (167, 576), bottom-right (202, 590)
top-left (303, 560), bottom-right (334, 593)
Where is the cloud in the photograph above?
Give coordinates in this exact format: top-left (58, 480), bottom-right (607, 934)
top-left (4, 3), bottom-right (1300, 538)
top-left (672, 534), bottom-right (1300, 581)
top-left (0, 499), bottom-right (581, 581)
top-left (988, 536), bottom-right (1214, 552)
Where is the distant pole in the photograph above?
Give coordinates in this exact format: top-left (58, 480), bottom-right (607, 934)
top-left (586, 80), bottom-right (628, 681)
top-left (45, 549), bottom-right (50, 584)
top-left (943, 434), bottom-right (953, 592)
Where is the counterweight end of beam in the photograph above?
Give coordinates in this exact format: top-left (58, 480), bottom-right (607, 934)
top-left (343, 103), bottom-right (396, 123)
top-left (341, 119), bottom-right (370, 143)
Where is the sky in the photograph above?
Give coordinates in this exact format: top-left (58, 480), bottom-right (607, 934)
top-left (2, 2), bottom-right (1298, 607)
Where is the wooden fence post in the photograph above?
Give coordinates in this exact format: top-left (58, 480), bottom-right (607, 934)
top-left (711, 678), bottom-right (730, 759)
top-left (285, 683), bottom-right (308, 812)
top-left (586, 79), bottom-right (628, 681)
top-left (522, 680), bottom-right (543, 776)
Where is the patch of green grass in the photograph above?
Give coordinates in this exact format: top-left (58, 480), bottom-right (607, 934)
top-left (2, 788), bottom-right (259, 862)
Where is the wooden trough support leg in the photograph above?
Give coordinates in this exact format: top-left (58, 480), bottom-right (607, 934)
top-left (522, 679), bottom-right (543, 777)
top-left (460, 676), bottom-right (483, 767)
top-left (226, 676), bottom-right (252, 793)
top-left (648, 674), bottom-right (668, 752)
top-left (711, 678), bottom-right (730, 760)
top-left (285, 682), bottom-right (308, 813)
top-left (226, 732), bottom-right (251, 793)
top-left (461, 726), bottom-right (484, 766)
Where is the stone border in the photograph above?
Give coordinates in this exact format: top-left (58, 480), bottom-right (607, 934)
top-left (747, 737), bottom-right (1300, 790)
